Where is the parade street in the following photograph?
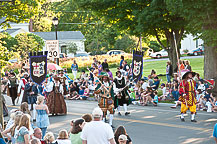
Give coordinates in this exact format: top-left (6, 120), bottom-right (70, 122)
top-left (4, 94), bottom-right (215, 144)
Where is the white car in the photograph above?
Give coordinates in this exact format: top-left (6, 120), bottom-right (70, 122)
top-left (106, 50), bottom-right (125, 55)
top-left (149, 49), bottom-right (168, 58)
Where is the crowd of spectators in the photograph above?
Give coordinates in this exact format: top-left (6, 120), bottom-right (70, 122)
top-left (0, 106), bottom-right (132, 144)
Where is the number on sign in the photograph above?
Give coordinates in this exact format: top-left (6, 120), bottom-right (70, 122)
top-left (53, 51), bottom-right (58, 57)
top-left (49, 51), bottom-right (52, 57)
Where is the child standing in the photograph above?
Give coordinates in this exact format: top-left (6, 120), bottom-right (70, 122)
top-left (35, 96), bottom-right (50, 139)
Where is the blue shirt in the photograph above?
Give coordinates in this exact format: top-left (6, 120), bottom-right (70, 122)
top-left (213, 123), bottom-right (217, 138)
top-left (153, 80), bottom-right (160, 90)
top-left (71, 64), bottom-right (78, 71)
top-left (120, 59), bottom-right (124, 67)
top-left (153, 95), bottom-right (158, 103)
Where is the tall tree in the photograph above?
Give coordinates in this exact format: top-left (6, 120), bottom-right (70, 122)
top-left (166, 0), bottom-right (217, 96)
top-left (0, 33), bottom-right (14, 129)
top-left (76, 0), bottom-right (188, 71)
top-left (0, 0), bottom-right (45, 28)
top-left (114, 35), bottom-right (136, 53)
top-left (13, 33), bottom-right (44, 59)
top-left (51, 0), bottom-right (121, 53)
top-left (32, 1), bottom-right (54, 32)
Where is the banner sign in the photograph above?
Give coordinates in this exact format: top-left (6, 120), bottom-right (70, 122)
top-left (132, 50), bottom-right (144, 83)
top-left (46, 40), bottom-right (59, 58)
top-left (29, 52), bottom-right (47, 85)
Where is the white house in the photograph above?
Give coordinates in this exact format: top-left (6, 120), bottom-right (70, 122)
top-left (0, 18), bottom-right (86, 57)
top-left (181, 34), bottom-right (204, 51)
top-left (32, 31), bottom-right (86, 57)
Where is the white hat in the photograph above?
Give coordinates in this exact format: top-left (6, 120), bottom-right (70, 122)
top-left (23, 72), bottom-right (29, 76)
top-left (119, 134), bottom-right (128, 141)
top-left (92, 107), bottom-right (103, 117)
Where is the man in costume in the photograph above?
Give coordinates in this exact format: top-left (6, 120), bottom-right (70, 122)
top-left (17, 72), bottom-right (28, 105)
top-left (7, 72), bottom-right (18, 105)
top-left (179, 70), bottom-right (197, 122)
top-left (59, 71), bottom-right (69, 98)
top-left (25, 77), bottom-right (38, 121)
top-left (113, 71), bottom-right (131, 116)
top-left (95, 73), bottom-right (115, 127)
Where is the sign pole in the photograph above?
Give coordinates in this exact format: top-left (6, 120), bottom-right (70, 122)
top-left (55, 25), bottom-right (59, 66)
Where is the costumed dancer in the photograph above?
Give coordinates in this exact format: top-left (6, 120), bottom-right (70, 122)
top-left (59, 70), bottom-right (69, 98)
top-left (95, 73), bottom-right (115, 128)
top-left (7, 71), bottom-right (18, 106)
top-left (25, 77), bottom-right (38, 121)
top-left (46, 75), bottom-right (67, 115)
top-left (113, 71), bottom-right (131, 116)
top-left (17, 72), bottom-right (28, 105)
top-left (179, 70), bottom-right (197, 122)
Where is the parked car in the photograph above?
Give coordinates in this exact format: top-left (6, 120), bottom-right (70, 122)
top-left (106, 50), bottom-right (125, 55)
top-left (149, 49), bottom-right (168, 58)
top-left (187, 47), bottom-right (204, 56)
top-left (75, 52), bottom-right (89, 57)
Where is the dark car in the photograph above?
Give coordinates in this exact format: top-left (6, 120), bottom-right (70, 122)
top-left (187, 47), bottom-right (204, 56)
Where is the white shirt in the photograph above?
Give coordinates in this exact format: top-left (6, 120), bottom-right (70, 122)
top-left (18, 78), bottom-right (27, 93)
top-left (142, 82), bottom-right (148, 91)
top-left (81, 121), bottom-right (114, 144)
top-left (56, 139), bottom-right (71, 144)
top-left (162, 87), bottom-right (167, 95)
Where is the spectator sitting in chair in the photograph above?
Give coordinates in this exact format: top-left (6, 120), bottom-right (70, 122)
top-left (159, 83), bottom-right (167, 101)
top-left (151, 77), bottom-right (160, 90)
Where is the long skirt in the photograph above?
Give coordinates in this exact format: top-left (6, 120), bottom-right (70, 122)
top-left (47, 91), bottom-right (67, 115)
top-left (8, 87), bottom-right (17, 105)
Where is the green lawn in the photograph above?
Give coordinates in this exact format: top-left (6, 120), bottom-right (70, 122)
top-left (68, 57), bottom-right (204, 84)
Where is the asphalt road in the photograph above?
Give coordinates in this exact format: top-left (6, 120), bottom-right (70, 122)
top-left (4, 94), bottom-right (216, 144)
top-left (144, 55), bottom-right (203, 62)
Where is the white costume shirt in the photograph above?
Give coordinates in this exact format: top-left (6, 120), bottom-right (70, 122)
top-left (18, 78), bottom-right (27, 94)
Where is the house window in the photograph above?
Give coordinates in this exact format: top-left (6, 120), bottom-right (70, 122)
top-left (61, 45), bottom-right (67, 54)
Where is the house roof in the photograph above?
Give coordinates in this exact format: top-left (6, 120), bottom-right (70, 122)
top-left (32, 31), bottom-right (85, 40)
top-left (0, 17), bottom-right (29, 25)
top-left (0, 28), bottom-right (21, 34)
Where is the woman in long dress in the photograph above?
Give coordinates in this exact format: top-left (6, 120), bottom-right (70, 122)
top-left (46, 75), bottom-right (67, 115)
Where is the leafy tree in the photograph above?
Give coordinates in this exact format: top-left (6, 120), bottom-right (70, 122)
top-left (76, 0), bottom-right (188, 71)
top-left (51, 0), bottom-right (121, 53)
top-left (0, 32), bottom-right (17, 51)
top-left (114, 35), bottom-right (136, 53)
top-left (166, 0), bottom-right (217, 95)
top-left (148, 41), bottom-right (162, 52)
top-left (32, 1), bottom-right (54, 32)
top-left (0, 0), bottom-right (45, 28)
top-left (13, 33), bottom-right (44, 59)
top-left (67, 42), bottom-right (78, 54)
top-left (0, 33), bottom-right (14, 128)
top-left (0, 0), bottom-right (44, 130)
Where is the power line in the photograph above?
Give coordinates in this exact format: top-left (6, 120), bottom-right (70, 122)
top-left (60, 23), bottom-right (96, 25)
top-left (53, 11), bottom-right (91, 13)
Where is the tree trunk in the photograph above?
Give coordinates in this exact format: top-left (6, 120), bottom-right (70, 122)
top-left (155, 28), bottom-right (183, 73)
top-left (204, 45), bottom-right (217, 97)
top-left (167, 38), bottom-right (179, 73)
top-left (0, 72), bottom-right (4, 129)
top-left (166, 31), bottom-right (182, 73)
